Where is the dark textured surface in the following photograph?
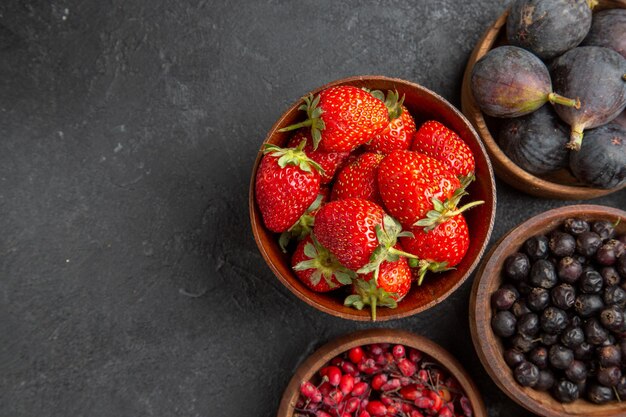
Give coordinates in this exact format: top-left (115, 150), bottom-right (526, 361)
top-left (0, 1), bottom-right (623, 416)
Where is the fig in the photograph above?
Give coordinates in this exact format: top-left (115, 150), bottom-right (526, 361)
top-left (551, 46), bottom-right (626, 150)
top-left (569, 123), bottom-right (626, 189)
top-left (498, 105), bottom-right (570, 175)
top-left (582, 9), bottom-right (626, 59)
top-left (471, 46), bottom-right (579, 118)
top-left (506, 0), bottom-right (593, 60)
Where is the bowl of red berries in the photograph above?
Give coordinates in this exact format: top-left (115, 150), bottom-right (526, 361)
top-left (470, 204), bottom-right (626, 416)
top-left (277, 328), bottom-right (486, 417)
top-left (249, 75), bottom-right (496, 321)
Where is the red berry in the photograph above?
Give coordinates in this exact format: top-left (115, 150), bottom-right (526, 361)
top-left (414, 397), bottom-right (433, 409)
top-left (374, 354), bottom-right (388, 366)
top-left (427, 390), bottom-right (443, 412)
top-left (380, 378), bottom-right (401, 392)
top-left (348, 347), bottom-right (364, 364)
top-left (331, 152), bottom-right (385, 204)
top-left (371, 373), bottom-right (388, 391)
top-left (317, 411), bottom-right (332, 417)
top-left (319, 382), bottom-right (332, 396)
top-left (287, 130), bottom-right (350, 184)
top-left (400, 385), bottom-right (422, 401)
top-left (364, 92), bottom-right (417, 155)
top-left (341, 361), bottom-right (358, 376)
top-left (323, 389), bottom-right (344, 407)
top-left (358, 411), bottom-right (371, 417)
top-left (410, 411), bottom-right (425, 417)
top-left (409, 349), bottom-right (423, 364)
top-left (345, 397), bottom-right (361, 413)
top-left (417, 369), bottom-right (429, 383)
top-left (438, 407), bottom-right (453, 417)
top-left (351, 381), bottom-right (369, 397)
top-left (320, 366), bottom-right (342, 386)
top-left (366, 400), bottom-right (388, 416)
top-left (358, 358), bottom-right (379, 375)
top-left (392, 344), bottom-right (405, 359)
top-left (398, 358), bottom-right (417, 377)
top-left (300, 381), bottom-right (323, 403)
top-left (339, 374), bottom-right (355, 395)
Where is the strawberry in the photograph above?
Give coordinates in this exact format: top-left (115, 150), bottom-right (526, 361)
top-left (411, 120), bottom-right (476, 185)
top-left (345, 252), bottom-right (412, 320)
top-left (331, 152), bottom-right (385, 204)
top-left (287, 131), bottom-right (349, 184)
top-left (255, 142), bottom-right (323, 233)
top-left (377, 150), bottom-right (461, 228)
top-left (278, 86), bottom-right (389, 153)
top-left (313, 198), bottom-right (416, 272)
top-left (278, 190), bottom-right (328, 252)
top-left (364, 90), bottom-right (417, 154)
top-left (402, 214), bottom-right (471, 283)
top-left (291, 236), bottom-right (355, 292)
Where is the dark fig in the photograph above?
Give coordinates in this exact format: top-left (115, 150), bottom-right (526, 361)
top-left (498, 105), bottom-right (570, 175)
top-left (506, 0), bottom-right (593, 60)
top-left (551, 46), bottom-right (626, 150)
top-left (471, 46), bottom-right (580, 118)
top-left (582, 9), bottom-right (626, 59)
top-left (569, 123), bottom-right (626, 189)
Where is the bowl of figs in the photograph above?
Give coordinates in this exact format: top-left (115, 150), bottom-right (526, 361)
top-left (470, 204), bottom-right (626, 416)
top-left (277, 328), bottom-right (487, 417)
top-left (249, 75), bottom-right (496, 321)
top-left (461, 0), bottom-right (626, 199)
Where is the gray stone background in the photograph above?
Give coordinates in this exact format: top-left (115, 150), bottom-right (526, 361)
top-left (0, 1), bottom-right (623, 416)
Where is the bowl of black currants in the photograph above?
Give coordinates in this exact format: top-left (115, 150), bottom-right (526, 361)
top-left (470, 204), bottom-right (626, 417)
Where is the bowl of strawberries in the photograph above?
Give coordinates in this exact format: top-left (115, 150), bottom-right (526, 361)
top-left (249, 75), bottom-right (496, 321)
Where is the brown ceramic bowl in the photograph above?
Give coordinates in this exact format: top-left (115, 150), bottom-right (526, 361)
top-left (249, 75), bottom-right (496, 321)
top-left (470, 204), bottom-right (626, 417)
top-left (461, 0), bottom-right (626, 200)
top-left (277, 328), bottom-right (487, 417)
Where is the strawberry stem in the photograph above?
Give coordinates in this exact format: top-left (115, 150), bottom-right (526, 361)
top-left (277, 119), bottom-right (314, 132)
top-left (388, 247), bottom-right (419, 260)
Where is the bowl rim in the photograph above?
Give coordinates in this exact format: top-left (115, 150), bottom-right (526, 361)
top-left (470, 204), bottom-right (626, 417)
top-left (249, 75), bottom-right (497, 321)
top-left (276, 328), bottom-right (488, 417)
top-left (460, 4), bottom-right (626, 200)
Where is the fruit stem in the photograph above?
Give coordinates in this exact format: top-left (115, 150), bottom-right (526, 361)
top-left (370, 296), bottom-right (377, 322)
top-left (388, 247), bottom-right (419, 260)
top-left (587, 0), bottom-right (599, 9)
top-left (567, 125), bottom-right (584, 151)
top-left (277, 119), bottom-right (314, 132)
top-left (447, 200), bottom-right (485, 218)
top-left (547, 92), bottom-right (580, 109)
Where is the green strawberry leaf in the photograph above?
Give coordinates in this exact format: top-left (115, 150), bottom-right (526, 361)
top-left (303, 242), bottom-right (318, 259)
top-left (334, 270), bottom-right (354, 286)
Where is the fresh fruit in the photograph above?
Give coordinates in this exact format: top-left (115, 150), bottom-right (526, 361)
top-left (278, 191), bottom-right (327, 252)
top-left (568, 123), bottom-right (626, 189)
top-left (493, 217), bottom-right (626, 404)
top-left (278, 86), bottom-right (389, 153)
top-left (287, 131), bottom-right (350, 184)
top-left (506, 0), bottom-right (593, 60)
top-left (401, 214), bottom-right (470, 282)
top-left (582, 9), bottom-right (626, 58)
top-left (364, 90), bottom-right (417, 154)
top-left (294, 343), bottom-right (473, 417)
top-left (313, 198), bottom-right (416, 274)
top-left (346, 253), bottom-right (412, 320)
top-left (255, 142), bottom-right (322, 232)
top-left (377, 150), bottom-right (462, 228)
top-left (411, 120), bottom-right (476, 183)
top-left (470, 45), bottom-right (580, 118)
top-left (497, 105), bottom-right (570, 175)
top-left (291, 236), bottom-right (355, 292)
top-left (550, 46), bottom-right (626, 150)
top-left (331, 152), bottom-right (385, 204)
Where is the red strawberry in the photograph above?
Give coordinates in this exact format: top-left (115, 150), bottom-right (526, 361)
top-left (313, 198), bottom-right (416, 272)
top-left (402, 214), bottom-right (470, 283)
top-left (278, 190), bottom-right (329, 252)
top-left (364, 91), bottom-right (417, 154)
top-left (411, 120), bottom-right (475, 185)
top-left (291, 236), bottom-right (355, 292)
top-left (279, 86), bottom-right (389, 153)
top-left (377, 150), bottom-right (461, 228)
top-left (345, 252), bottom-right (412, 321)
top-left (255, 142), bottom-right (323, 232)
top-left (288, 131), bottom-right (349, 184)
top-left (331, 152), bottom-right (385, 204)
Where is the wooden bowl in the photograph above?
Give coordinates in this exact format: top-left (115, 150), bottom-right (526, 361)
top-left (277, 328), bottom-right (487, 417)
top-left (461, 0), bottom-right (626, 200)
top-left (470, 204), bottom-right (626, 417)
top-left (249, 75), bottom-right (496, 321)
